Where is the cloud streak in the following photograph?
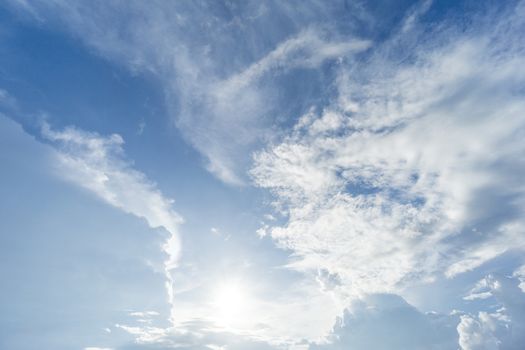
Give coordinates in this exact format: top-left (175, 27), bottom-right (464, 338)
top-left (6, 0), bottom-right (371, 185)
top-left (41, 122), bottom-right (183, 311)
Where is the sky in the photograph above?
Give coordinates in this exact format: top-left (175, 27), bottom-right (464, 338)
top-left (1, 0), bottom-right (525, 349)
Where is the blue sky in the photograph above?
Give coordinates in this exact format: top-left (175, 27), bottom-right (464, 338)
top-left (1, 1), bottom-right (525, 349)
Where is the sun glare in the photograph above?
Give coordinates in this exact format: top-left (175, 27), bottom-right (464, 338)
top-left (212, 281), bottom-right (249, 327)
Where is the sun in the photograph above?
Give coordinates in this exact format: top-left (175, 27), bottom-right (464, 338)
top-left (211, 281), bottom-right (250, 327)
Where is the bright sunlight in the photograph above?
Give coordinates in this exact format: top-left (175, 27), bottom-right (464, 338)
top-left (211, 280), bottom-right (251, 327)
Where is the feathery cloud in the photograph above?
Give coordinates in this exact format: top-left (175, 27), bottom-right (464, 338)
top-left (41, 122), bottom-right (183, 310)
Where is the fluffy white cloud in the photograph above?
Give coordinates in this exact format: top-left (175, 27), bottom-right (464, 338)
top-left (311, 294), bottom-right (459, 350)
top-left (458, 274), bottom-right (525, 350)
top-left (311, 274), bottom-right (525, 350)
top-left (41, 122), bottom-right (182, 309)
top-left (458, 313), bottom-right (500, 350)
top-left (252, 1), bottom-right (525, 298)
top-left (513, 265), bottom-right (525, 292)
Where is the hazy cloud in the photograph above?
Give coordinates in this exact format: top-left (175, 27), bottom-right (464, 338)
top-left (6, 0), bottom-right (371, 185)
top-left (41, 122), bottom-right (183, 311)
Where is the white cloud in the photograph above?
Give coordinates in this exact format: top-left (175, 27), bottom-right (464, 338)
top-left (6, 1), bottom-right (370, 185)
top-left (313, 274), bottom-right (525, 350)
top-left (175, 29), bottom-right (369, 185)
top-left (6, 1), bottom-right (525, 349)
top-left (114, 320), bottom-right (279, 350)
top-left (400, 0), bottom-right (433, 33)
top-left (252, 1), bottom-right (525, 299)
top-left (38, 123), bottom-right (337, 348)
top-left (129, 311), bottom-right (160, 318)
top-left (221, 29), bottom-right (370, 90)
top-left (458, 313), bottom-right (500, 350)
top-left (457, 274), bottom-right (525, 350)
top-left (311, 293), bottom-right (459, 350)
top-left (41, 122), bottom-right (183, 313)
top-left (513, 265), bottom-right (525, 292)
top-left (89, 273), bottom-right (525, 350)
top-left (463, 278), bottom-right (493, 301)
top-left (0, 88), bottom-right (18, 110)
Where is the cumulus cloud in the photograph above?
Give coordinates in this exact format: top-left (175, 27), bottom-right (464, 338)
top-left (458, 274), bottom-right (525, 350)
top-left (458, 313), bottom-right (500, 350)
top-left (252, 1), bottom-right (525, 298)
top-left (41, 122), bottom-right (183, 311)
top-left (311, 294), bottom-right (459, 350)
top-left (312, 274), bottom-right (525, 350)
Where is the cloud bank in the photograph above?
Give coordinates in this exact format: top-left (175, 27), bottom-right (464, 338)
top-left (312, 294), bottom-right (459, 350)
top-left (311, 273), bottom-right (525, 350)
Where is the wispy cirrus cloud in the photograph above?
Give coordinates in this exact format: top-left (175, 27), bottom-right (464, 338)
top-left (174, 28), bottom-right (369, 185)
top-left (41, 122), bottom-right (183, 311)
top-left (6, 0), bottom-right (370, 185)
